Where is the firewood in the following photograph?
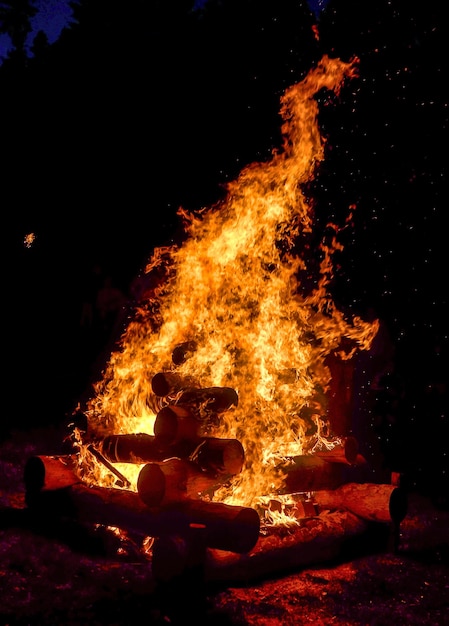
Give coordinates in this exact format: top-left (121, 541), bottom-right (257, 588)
top-left (172, 340), bottom-right (198, 365)
top-left (99, 433), bottom-right (245, 478)
top-left (151, 371), bottom-right (191, 397)
top-left (191, 438), bottom-right (245, 475)
top-left (136, 458), bottom-right (230, 507)
top-left (313, 436), bottom-right (359, 465)
top-left (25, 478), bottom-right (260, 553)
top-left (278, 453), bottom-right (369, 494)
top-left (176, 386), bottom-right (238, 413)
top-left (154, 405), bottom-right (200, 445)
top-left (24, 455), bottom-right (80, 494)
top-left (312, 482), bottom-right (408, 524)
top-left (100, 432), bottom-right (190, 463)
top-left (205, 510), bottom-right (379, 584)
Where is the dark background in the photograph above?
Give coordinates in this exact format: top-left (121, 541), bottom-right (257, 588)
top-left (1, 1), bottom-right (447, 500)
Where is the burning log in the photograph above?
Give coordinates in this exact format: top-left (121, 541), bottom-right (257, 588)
top-left (99, 433), bottom-right (245, 477)
top-left (86, 444), bottom-right (131, 488)
top-left (24, 469), bottom-right (260, 553)
top-left (279, 453), bottom-right (369, 494)
top-left (190, 437), bottom-right (245, 475)
top-left (313, 436), bottom-right (359, 465)
top-left (154, 405), bottom-right (200, 445)
top-left (172, 340), bottom-right (198, 365)
top-left (136, 458), bottom-right (233, 507)
top-left (176, 386), bottom-right (238, 413)
top-left (101, 432), bottom-right (165, 463)
top-left (151, 371), bottom-right (193, 397)
top-left (312, 482), bottom-right (408, 524)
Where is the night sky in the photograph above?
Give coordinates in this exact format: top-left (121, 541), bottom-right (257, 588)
top-left (1, 1), bottom-right (447, 495)
top-left (0, 0), bottom-right (330, 62)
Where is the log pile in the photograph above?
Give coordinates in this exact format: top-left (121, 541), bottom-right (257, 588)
top-left (23, 362), bottom-right (409, 586)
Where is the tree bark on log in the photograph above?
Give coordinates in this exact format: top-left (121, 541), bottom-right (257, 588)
top-left (313, 436), bottom-right (359, 465)
top-left (24, 478), bottom-right (260, 554)
top-left (98, 433), bottom-right (245, 476)
top-left (279, 453), bottom-right (369, 494)
top-left (136, 458), bottom-right (232, 507)
top-left (100, 433), bottom-right (164, 463)
top-left (191, 438), bottom-right (245, 475)
top-left (312, 482), bottom-right (408, 524)
top-left (205, 510), bottom-right (380, 583)
top-left (24, 455), bottom-right (80, 494)
top-left (154, 405), bottom-right (201, 445)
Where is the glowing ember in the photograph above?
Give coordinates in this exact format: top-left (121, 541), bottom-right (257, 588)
top-left (23, 232), bottom-right (36, 248)
top-left (75, 55), bottom-right (379, 511)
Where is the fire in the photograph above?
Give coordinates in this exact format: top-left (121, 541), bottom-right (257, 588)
top-left (75, 55), bottom-right (379, 512)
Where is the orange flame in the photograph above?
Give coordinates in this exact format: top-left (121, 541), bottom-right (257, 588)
top-left (78, 55), bottom-right (379, 508)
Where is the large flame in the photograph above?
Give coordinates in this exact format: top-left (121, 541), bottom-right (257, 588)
top-left (78, 55), bottom-right (379, 508)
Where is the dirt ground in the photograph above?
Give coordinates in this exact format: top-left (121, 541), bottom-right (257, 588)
top-left (1, 426), bottom-right (448, 625)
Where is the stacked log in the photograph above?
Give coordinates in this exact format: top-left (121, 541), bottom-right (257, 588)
top-left (311, 482), bottom-right (408, 524)
top-left (278, 451), bottom-right (369, 494)
top-left (153, 405), bottom-right (200, 445)
top-left (313, 436), bottom-right (359, 465)
top-left (99, 433), bottom-right (245, 477)
top-left (136, 458), bottom-right (229, 506)
top-left (23, 455), bottom-right (260, 554)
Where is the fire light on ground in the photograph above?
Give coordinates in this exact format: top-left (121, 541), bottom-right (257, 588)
top-left (73, 55), bottom-right (379, 516)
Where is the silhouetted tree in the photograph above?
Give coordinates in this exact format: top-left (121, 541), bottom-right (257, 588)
top-left (30, 29), bottom-right (49, 59)
top-left (0, 0), bottom-right (37, 62)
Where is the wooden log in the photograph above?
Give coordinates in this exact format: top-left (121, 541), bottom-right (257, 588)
top-left (172, 340), bottom-right (198, 365)
top-left (136, 458), bottom-right (230, 507)
top-left (176, 387), bottom-right (239, 413)
top-left (100, 433), bottom-right (191, 464)
top-left (204, 509), bottom-right (385, 584)
top-left (24, 455), bottom-right (80, 494)
top-left (99, 433), bottom-right (245, 477)
top-left (25, 477), bottom-right (260, 554)
top-left (313, 436), bottom-right (359, 465)
top-left (154, 405), bottom-right (200, 445)
top-left (312, 482), bottom-right (408, 524)
top-left (191, 438), bottom-right (245, 475)
top-left (278, 453), bottom-right (369, 494)
top-left (151, 371), bottom-right (192, 397)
